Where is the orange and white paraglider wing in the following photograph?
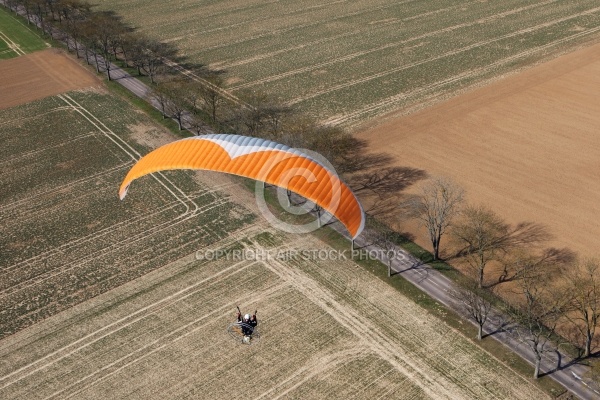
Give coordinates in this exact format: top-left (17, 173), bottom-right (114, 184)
top-left (119, 134), bottom-right (365, 239)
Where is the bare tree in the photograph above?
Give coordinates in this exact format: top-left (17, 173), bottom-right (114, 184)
top-left (187, 114), bottom-right (206, 135)
top-left (563, 258), bottom-right (600, 358)
top-left (29, 0), bottom-right (47, 34)
top-left (451, 205), bottom-right (509, 288)
top-left (63, 14), bottom-right (85, 57)
top-left (451, 282), bottom-right (494, 340)
top-left (91, 11), bottom-right (126, 80)
top-left (57, 0), bottom-right (90, 24)
top-left (5, 0), bottom-right (20, 13)
top-left (149, 86), bottom-right (170, 119)
top-left (197, 77), bottom-right (224, 124)
top-left (375, 229), bottom-right (397, 277)
top-left (508, 262), bottom-right (568, 379)
top-left (498, 246), bottom-right (573, 285)
top-left (262, 102), bottom-right (291, 138)
top-left (138, 39), bottom-right (177, 84)
top-left (162, 80), bottom-right (188, 130)
top-left (406, 177), bottom-right (464, 261)
top-left (22, 0), bottom-right (34, 25)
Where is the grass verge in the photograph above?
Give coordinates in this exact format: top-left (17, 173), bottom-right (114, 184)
top-left (0, 6), bottom-right (49, 56)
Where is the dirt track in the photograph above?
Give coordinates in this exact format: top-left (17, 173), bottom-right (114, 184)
top-left (357, 41), bottom-right (600, 257)
top-left (0, 49), bottom-right (99, 109)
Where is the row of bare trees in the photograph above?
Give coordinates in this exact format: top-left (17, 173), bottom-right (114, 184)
top-left (3, 0), bottom-right (384, 179)
top-left (5, 0), bottom-right (596, 381)
top-left (407, 177), bottom-right (599, 377)
top-left (0, 4), bottom-right (409, 199)
top-left (4, 0), bottom-right (179, 82)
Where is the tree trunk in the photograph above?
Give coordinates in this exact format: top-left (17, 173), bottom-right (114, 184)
top-left (584, 332), bottom-right (592, 358)
top-left (478, 267), bottom-right (484, 289)
top-left (432, 237), bottom-right (439, 260)
top-left (388, 263), bottom-right (391, 278)
top-left (533, 355), bottom-right (541, 379)
top-left (477, 324), bottom-right (483, 340)
top-left (94, 52), bottom-right (100, 73)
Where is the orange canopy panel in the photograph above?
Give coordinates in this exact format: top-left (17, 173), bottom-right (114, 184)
top-left (119, 134), bottom-right (365, 239)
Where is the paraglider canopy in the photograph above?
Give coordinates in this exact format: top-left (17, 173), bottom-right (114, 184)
top-left (119, 134), bottom-right (365, 239)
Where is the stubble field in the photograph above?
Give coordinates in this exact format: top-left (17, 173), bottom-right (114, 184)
top-left (0, 215), bottom-right (549, 400)
top-left (94, 0), bottom-right (600, 127)
top-left (0, 89), bottom-right (253, 339)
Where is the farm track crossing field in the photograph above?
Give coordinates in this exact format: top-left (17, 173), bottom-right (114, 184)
top-left (94, 0), bottom-right (600, 127)
top-left (0, 86), bottom-right (548, 398)
top-left (0, 90), bottom-right (255, 339)
top-left (0, 229), bottom-right (550, 399)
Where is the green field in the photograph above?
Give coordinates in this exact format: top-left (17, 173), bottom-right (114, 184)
top-left (0, 7), bottom-right (48, 58)
top-left (94, 0), bottom-right (600, 127)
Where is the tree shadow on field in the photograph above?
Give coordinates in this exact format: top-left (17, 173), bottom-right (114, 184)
top-left (483, 317), bottom-right (514, 339)
top-left (163, 54), bottom-right (213, 79)
top-left (344, 138), bottom-right (428, 221)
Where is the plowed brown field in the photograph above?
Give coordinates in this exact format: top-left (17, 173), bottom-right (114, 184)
top-left (0, 49), bottom-right (99, 110)
top-left (357, 41), bottom-right (600, 257)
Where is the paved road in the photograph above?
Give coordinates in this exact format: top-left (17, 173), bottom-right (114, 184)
top-left (337, 221), bottom-right (600, 400)
top-left (2, 3), bottom-right (599, 398)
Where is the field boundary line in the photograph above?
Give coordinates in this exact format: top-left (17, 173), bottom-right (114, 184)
top-left (221, 0), bottom-right (480, 71)
top-left (0, 29), bottom-right (24, 55)
top-left (327, 23), bottom-right (600, 126)
top-left (48, 282), bottom-right (289, 400)
top-left (0, 260), bottom-right (255, 389)
top-left (193, 0), bottom-right (348, 37)
top-left (231, 0), bottom-right (557, 90)
top-left (59, 94), bottom-right (196, 214)
top-left (199, 0), bottom-right (418, 53)
top-left (289, 3), bottom-right (600, 106)
top-left (0, 195), bottom-right (228, 298)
